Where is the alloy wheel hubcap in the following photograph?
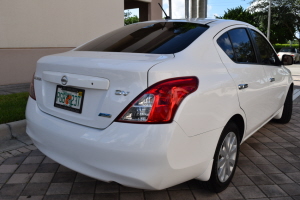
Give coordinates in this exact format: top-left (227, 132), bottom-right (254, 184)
top-left (217, 132), bottom-right (237, 182)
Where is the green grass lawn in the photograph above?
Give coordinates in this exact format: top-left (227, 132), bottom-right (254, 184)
top-left (0, 92), bottom-right (29, 124)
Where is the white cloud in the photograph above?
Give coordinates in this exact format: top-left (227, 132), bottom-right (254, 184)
top-left (164, 8), bottom-right (170, 17)
top-left (162, 0), bottom-right (169, 17)
top-left (207, 4), bottom-right (215, 18)
top-left (163, 0), bottom-right (185, 18)
top-left (171, 0), bottom-right (185, 18)
top-left (207, 4), bottom-right (212, 11)
top-left (163, 0), bottom-right (213, 19)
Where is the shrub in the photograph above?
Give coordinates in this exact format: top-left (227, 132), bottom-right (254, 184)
top-left (273, 44), bottom-right (299, 52)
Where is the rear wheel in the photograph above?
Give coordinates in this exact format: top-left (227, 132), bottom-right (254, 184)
top-left (273, 87), bottom-right (293, 124)
top-left (203, 122), bottom-right (240, 193)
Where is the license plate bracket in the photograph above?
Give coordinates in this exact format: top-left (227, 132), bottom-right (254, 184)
top-left (54, 85), bottom-right (85, 113)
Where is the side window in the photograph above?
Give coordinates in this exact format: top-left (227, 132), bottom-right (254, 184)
top-left (217, 33), bottom-right (235, 61)
top-left (250, 29), bottom-right (279, 65)
top-left (228, 29), bottom-right (257, 63)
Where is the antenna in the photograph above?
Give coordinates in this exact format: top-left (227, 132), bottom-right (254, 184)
top-left (158, 3), bottom-right (171, 19)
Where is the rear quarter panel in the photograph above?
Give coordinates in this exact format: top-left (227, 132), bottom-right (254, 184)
top-left (148, 30), bottom-right (245, 137)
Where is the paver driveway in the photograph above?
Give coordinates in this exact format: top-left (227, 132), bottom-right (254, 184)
top-left (1, 93), bottom-right (300, 200)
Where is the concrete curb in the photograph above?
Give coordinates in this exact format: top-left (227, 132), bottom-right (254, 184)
top-left (0, 119), bottom-right (26, 141)
top-left (0, 119), bottom-right (33, 153)
top-left (9, 119), bottom-right (27, 138)
top-left (0, 124), bottom-right (11, 141)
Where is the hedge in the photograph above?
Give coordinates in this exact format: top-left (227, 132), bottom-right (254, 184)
top-left (273, 44), bottom-right (299, 52)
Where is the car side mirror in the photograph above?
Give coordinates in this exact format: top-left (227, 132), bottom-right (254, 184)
top-left (281, 55), bottom-right (293, 65)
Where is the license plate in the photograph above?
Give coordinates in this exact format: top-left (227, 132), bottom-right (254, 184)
top-left (54, 86), bottom-right (85, 113)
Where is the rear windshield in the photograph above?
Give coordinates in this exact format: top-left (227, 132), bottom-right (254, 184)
top-left (76, 22), bottom-right (209, 54)
top-left (280, 48), bottom-right (296, 53)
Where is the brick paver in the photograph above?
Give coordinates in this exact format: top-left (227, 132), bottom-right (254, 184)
top-left (0, 85), bottom-right (300, 199)
top-left (0, 98), bottom-right (300, 200)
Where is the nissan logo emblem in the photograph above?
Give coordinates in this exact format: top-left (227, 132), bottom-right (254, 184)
top-left (61, 76), bottom-right (68, 85)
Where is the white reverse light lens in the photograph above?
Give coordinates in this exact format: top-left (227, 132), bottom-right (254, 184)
top-left (121, 94), bottom-right (155, 122)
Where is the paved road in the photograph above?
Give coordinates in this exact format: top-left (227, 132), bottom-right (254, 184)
top-left (287, 63), bottom-right (300, 88)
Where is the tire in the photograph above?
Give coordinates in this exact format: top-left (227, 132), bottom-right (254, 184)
top-left (202, 122), bottom-right (240, 193)
top-left (273, 87), bottom-right (293, 124)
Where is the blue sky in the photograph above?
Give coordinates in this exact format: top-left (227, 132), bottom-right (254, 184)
top-left (162, 0), bottom-right (251, 18)
top-left (206, 0), bottom-right (251, 18)
top-left (128, 0), bottom-right (252, 19)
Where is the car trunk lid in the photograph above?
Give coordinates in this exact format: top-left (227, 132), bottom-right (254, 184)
top-left (34, 51), bottom-right (173, 129)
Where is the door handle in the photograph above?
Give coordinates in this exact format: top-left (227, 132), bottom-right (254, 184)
top-left (270, 78), bottom-right (275, 82)
top-left (238, 84), bottom-right (248, 90)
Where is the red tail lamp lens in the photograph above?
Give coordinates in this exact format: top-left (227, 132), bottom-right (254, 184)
top-left (116, 77), bottom-right (199, 123)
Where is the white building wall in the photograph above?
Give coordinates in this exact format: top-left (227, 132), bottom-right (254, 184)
top-left (0, 0), bottom-right (124, 48)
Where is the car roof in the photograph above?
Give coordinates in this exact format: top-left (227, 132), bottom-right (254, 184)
top-left (142, 18), bottom-right (250, 26)
top-left (153, 18), bottom-right (218, 25)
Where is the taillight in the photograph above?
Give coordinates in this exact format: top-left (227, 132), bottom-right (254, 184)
top-left (116, 77), bottom-right (199, 124)
top-left (29, 74), bottom-right (36, 100)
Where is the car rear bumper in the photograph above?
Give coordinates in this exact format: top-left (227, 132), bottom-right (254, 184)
top-left (26, 97), bottom-right (218, 190)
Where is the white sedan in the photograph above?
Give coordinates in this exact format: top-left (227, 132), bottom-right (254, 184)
top-left (26, 19), bottom-right (293, 192)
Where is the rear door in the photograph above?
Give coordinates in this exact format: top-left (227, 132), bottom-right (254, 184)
top-left (249, 29), bottom-right (288, 112)
top-left (214, 26), bottom-right (272, 136)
